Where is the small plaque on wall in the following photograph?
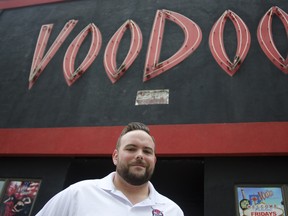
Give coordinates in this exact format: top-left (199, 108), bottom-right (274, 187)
top-left (235, 185), bottom-right (287, 216)
top-left (135, 89), bottom-right (169, 105)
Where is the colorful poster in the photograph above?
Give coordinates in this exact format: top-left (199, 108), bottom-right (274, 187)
top-left (0, 179), bottom-right (41, 216)
top-left (236, 186), bottom-right (286, 216)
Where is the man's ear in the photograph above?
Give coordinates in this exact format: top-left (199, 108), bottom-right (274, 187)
top-left (112, 149), bottom-right (118, 165)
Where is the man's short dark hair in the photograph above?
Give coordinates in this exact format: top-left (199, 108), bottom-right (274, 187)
top-left (116, 122), bottom-right (153, 149)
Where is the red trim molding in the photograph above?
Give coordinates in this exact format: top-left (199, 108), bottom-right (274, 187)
top-left (0, 0), bottom-right (68, 9)
top-left (0, 122), bottom-right (288, 156)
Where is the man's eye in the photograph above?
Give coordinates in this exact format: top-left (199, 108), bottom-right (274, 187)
top-left (144, 150), bottom-right (153, 154)
top-left (126, 148), bottom-right (136, 152)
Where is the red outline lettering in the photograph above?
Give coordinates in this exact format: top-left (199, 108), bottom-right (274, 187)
top-left (63, 23), bottom-right (102, 86)
top-left (209, 10), bottom-right (251, 76)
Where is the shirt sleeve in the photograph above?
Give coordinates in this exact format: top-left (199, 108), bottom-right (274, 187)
top-left (174, 204), bottom-right (184, 216)
top-left (179, 208), bottom-right (184, 216)
top-left (35, 185), bottom-right (77, 216)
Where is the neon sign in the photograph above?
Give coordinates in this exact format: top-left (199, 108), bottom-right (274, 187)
top-left (28, 7), bottom-right (288, 89)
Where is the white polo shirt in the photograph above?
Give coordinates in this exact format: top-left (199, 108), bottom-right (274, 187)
top-left (36, 172), bottom-right (184, 216)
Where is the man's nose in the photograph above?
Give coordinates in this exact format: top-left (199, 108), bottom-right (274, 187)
top-left (136, 150), bottom-right (144, 160)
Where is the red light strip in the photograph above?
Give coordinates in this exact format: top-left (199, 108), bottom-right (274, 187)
top-left (29, 20), bottom-right (78, 89)
top-left (63, 23), bottom-right (102, 86)
top-left (209, 10), bottom-right (251, 76)
top-left (143, 9), bottom-right (202, 81)
top-left (257, 6), bottom-right (288, 74)
top-left (103, 20), bottom-right (142, 83)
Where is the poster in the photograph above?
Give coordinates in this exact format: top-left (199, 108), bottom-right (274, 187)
top-left (0, 179), bottom-right (41, 216)
top-left (235, 185), bottom-right (286, 216)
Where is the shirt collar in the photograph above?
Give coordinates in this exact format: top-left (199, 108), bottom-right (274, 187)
top-left (98, 172), bottom-right (165, 205)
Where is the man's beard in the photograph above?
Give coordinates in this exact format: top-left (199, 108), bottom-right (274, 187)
top-left (116, 162), bottom-right (154, 186)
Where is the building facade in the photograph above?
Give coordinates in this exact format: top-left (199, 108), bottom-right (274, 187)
top-left (0, 0), bottom-right (288, 215)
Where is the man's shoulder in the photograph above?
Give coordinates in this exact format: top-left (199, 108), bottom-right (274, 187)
top-left (68, 172), bottom-right (114, 191)
top-left (150, 183), bottom-right (182, 207)
top-left (155, 191), bottom-right (179, 205)
top-left (71, 179), bottom-right (100, 187)
top-left (153, 192), bottom-right (184, 215)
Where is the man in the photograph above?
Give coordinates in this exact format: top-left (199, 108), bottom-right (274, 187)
top-left (35, 122), bottom-right (184, 216)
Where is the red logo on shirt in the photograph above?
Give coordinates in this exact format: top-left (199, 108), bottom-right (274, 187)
top-left (152, 209), bottom-right (163, 216)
